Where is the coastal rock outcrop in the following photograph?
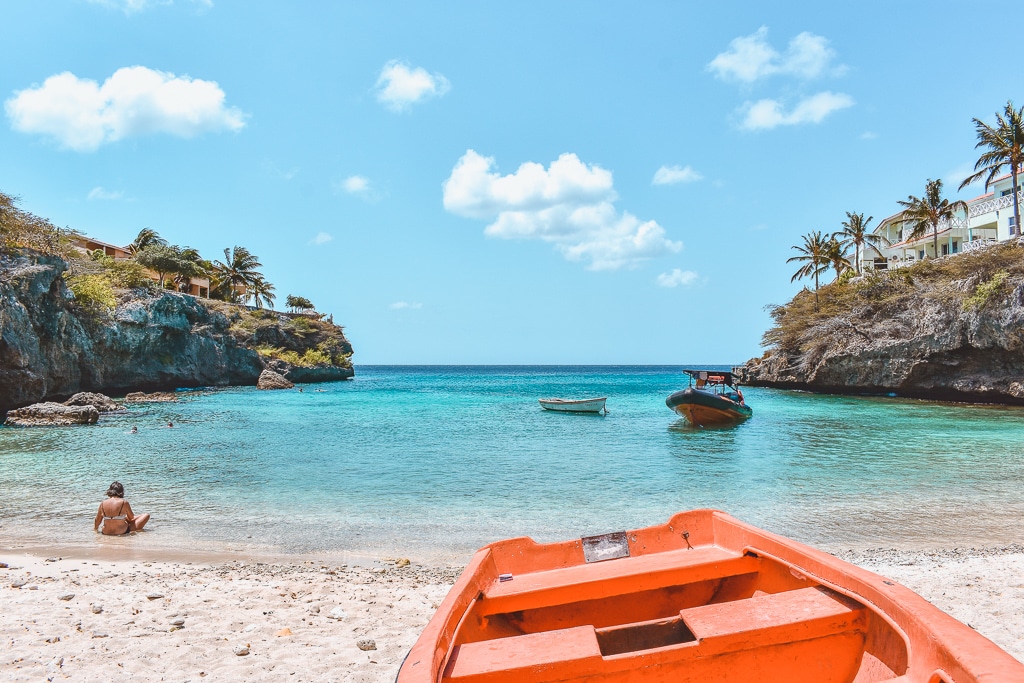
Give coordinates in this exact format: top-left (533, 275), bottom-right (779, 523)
top-left (124, 391), bottom-right (178, 403)
top-left (63, 392), bottom-right (121, 412)
top-left (257, 369), bottom-right (294, 390)
top-left (736, 241), bottom-right (1024, 404)
top-left (5, 402), bottom-right (99, 426)
top-left (0, 249), bottom-right (354, 414)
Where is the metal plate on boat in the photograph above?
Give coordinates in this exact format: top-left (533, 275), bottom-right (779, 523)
top-left (581, 531), bottom-right (630, 563)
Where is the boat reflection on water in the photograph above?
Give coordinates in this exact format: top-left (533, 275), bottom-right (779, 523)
top-left (666, 370), bottom-right (752, 427)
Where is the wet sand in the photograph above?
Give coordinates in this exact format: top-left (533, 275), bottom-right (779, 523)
top-left (2, 545), bottom-right (1021, 681)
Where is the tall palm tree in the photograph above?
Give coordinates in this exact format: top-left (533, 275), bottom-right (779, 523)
top-left (825, 237), bottom-right (851, 281)
top-left (897, 179), bottom-right (967, 259)
top-left (959, 100), bottom-right (1024, 239)
top-left (787, 230), bottom-right (830, 307)
top-left (211, 246), bottom-right (268, 303)
top-left (833, 211), bottom-right (888, 274)
top-left (129, 228), bottom-right (167, 255)
top-left (247, 275), bottom-right (276, 309)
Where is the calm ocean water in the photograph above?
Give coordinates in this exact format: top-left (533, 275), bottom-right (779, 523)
top-left (2, 365), bottom-right (1023, 561)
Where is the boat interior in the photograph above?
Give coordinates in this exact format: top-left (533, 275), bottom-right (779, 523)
top-left (437, 516), bottom-right (920, 683)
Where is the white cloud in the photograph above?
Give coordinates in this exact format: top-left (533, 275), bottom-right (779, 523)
top-left (87, 186), bottom-right (124, 201)
top-left (374, 61), bottom-right (450, 111)
top-left (5, 66), bottom-right (246, 152)
top-left (389, 301), bottom-right (422, 310)
top-left (708, 27), bottom-right (843, 83)
top-left (657, 269), bottom-right (699, 288)
top-left (341, 175), bottom-right (370, 194)
top-left (87, 0), bottom-right (210, 14)
top-left (740, 91), bottom-right (854, 130)
top-left (653, 165), bottom-right (703, 186)
top-left (309, 232), bottom-right (333, 245)
top-left (860, 131), bottom-right (877, 140)
top-left (443, 150), bottom-right (682, 271)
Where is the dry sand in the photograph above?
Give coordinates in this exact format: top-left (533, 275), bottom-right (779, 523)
top-left (2, 546), bottom-right (1022, 681)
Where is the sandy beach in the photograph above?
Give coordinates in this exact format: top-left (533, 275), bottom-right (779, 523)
top-left (2, 545), bottom-right (1022, 682)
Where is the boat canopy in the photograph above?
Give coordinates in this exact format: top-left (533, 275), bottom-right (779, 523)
top-left (683, 369), bottom-right (738, 387)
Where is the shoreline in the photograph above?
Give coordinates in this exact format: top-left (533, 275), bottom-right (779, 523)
top-left (3, 544), bottom-right (1022, 681)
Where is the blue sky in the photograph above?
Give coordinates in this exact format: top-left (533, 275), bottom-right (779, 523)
top-left (2, 1), bottom-right (1020, 364)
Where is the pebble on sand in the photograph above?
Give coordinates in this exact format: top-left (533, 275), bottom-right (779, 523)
top-left (275, 627), bottom-right (292, 637)
top-left (58, 593), bottom-right (74, 601)
top-left (356, 638), bottom-right (377, 651)
top-left (233, 645), bottom-right (250, 656)
top-left (146, 592), bottom-right (165, 600)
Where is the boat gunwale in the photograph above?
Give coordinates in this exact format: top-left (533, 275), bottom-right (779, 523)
top-left (396, 509), bottom-right (1024, 682)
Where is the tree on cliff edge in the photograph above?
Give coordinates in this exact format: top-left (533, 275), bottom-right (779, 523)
top-left (788, 231), bottom-right (830, 307)
top-left (211, 246), bottom-right (270, 304)
top-left (834, 211), bottom-right (888, 275)
top-left (960, 100), bottom-right (1024, 240)
top-left (897, 179), bottom-right (966, 260)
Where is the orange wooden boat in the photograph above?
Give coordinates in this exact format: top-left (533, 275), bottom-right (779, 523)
top-left (396, 509), bottom-right (1024, 683)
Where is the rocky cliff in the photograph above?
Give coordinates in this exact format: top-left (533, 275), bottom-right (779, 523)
top-left (736, 240), bottom-right (1024, 404)
top-left (0, 250), bottom-right (353, 413)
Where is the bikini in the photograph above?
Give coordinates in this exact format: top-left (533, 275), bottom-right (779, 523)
top-left (101, 500), bottom-right (130, 535)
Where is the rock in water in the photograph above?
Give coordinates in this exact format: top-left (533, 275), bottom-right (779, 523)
top-left (124, 391), bottom-right (179, 403)
top-left (257, 369), bottom-right (294, 390)
top-left (4, 402), bottom-right (99, 426)
top-left (63, 392), bottom-right (121, 412)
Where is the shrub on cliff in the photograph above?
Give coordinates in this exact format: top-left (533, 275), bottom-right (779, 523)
top-left (65, 273), bottom-right (117, 314)
top-left (0, 191), bottom-right (77, 260)
top-left (762, 240), bottom-right (1024, 353)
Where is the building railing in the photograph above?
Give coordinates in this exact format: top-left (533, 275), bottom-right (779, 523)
top-left (969, 190), bottom-right (1024, 218)
top-left (961, 237), bottom-right (998, 253)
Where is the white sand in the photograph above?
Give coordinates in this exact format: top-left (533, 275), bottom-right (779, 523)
top-left (2, 547), bottom-right (1021, 681)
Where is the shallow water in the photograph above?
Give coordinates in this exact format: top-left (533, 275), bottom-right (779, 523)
top-left (2, 365), bottom-right (1022, 562)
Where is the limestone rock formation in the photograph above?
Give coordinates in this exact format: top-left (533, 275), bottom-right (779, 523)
top-left (63, 392), bottom-right (121, 412)
top-left (5, 402), bottom-right (99, 426)
top-left (124, 392), bottom-right (179, 403)
top-left (736, 241), bottom-right (1024, 404)
top-left (0, 249), bottom-right (354, 414)
top-left (257, 369), bottom-right (295, 390)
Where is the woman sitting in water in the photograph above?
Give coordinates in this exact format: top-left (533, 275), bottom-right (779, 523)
top-left (93, 481), bottom-right (150, 535)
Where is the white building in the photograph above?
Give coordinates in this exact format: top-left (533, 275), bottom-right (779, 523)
top-left (860, 171), bottom-right (1022, 271)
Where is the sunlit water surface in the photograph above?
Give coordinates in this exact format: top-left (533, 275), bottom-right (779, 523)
top-left (2, 365), bottom-right (1022, 562)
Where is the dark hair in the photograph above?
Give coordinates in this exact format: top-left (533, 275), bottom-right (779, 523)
top-left (106, 481), bottom-right (124, 498)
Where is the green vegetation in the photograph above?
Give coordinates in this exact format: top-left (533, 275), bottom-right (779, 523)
top-left (833, 211), bottom-right (887, 275)
top-left (0, 191), bottom-right (77, 260)
top-left (64, 273), bottom-right (117, 313)
top-left (286, 294), bottom-right (315, 313)
top-left (765, 241), bottom-right (1024, 353)
top-left (787, 231), bottom-right (830, 307)
top-left (964, 271), bottom-right (1009, 310)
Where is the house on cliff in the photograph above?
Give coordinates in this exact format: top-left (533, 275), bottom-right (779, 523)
top-left (858, 172), bottom-right (1022, 271)
top-left (71, 234), bottom-right (212, 298)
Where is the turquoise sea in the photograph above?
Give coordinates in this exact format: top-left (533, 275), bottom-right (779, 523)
top-left (2, 365), bottom-right (1023, 562)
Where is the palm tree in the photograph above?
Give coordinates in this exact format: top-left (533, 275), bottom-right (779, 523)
top-left (825, 237), bottom-right (851, 281)
top-left (129, 228), bottom-right (167, 255)
top-left (833, 211), bottom-right (888, 274)
top-left (211, 246), bottom-right (269, 303)
top-left (172, 247), bottom-right (212, 293)
top-left (787, 230), bottom-right (830, 307)
top-left (247, 275), bottom-right (276, 309)
top-left (896, 179), bottom-right (967, 259)
top-left (959, 100), bottom-right (1024, 239)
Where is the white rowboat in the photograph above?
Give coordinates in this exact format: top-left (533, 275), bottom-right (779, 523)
top-left (538, 397), bottom-right (607, 414)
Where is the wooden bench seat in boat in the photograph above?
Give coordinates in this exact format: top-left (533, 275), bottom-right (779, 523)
top-left (445, 586), bottom-right (868, 683)
top-left (479, 545), bottom-right (759, 616)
